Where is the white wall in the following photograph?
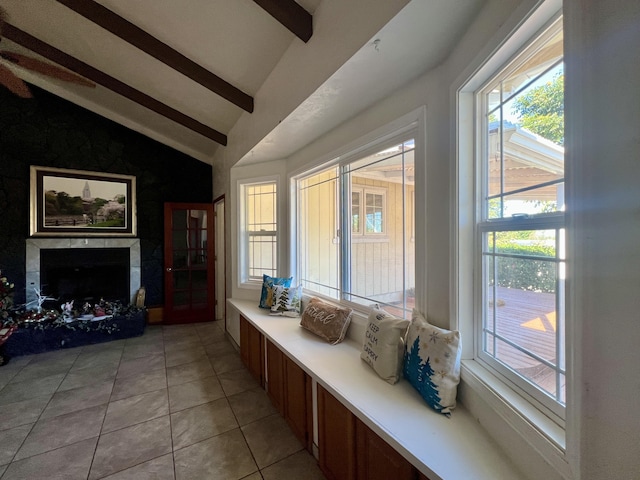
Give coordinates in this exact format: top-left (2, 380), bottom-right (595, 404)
top-left (564, 0), bottom-right (640, 477)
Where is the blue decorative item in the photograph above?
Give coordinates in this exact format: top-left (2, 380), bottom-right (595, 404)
top-left (403, 309), bottom-right (462, 416)
top-left (404, 337), bottom-right (444, 413)
top-left (258, 274), bottom-right (292, 309)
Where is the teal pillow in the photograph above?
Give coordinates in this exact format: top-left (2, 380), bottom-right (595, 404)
top-left (259, 274), bottom-right (293, 309)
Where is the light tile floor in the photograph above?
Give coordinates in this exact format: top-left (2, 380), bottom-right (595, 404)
top-left (0, 320), bottom-right (327, 479)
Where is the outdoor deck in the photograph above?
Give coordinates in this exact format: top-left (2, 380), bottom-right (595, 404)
top-left (385, 286), bottom-right (564, 401)
top-left (488, 286), bottom-right (564, 400)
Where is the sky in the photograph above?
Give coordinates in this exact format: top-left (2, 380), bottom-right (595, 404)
top-left (43, 175), bottom-right (126, 200)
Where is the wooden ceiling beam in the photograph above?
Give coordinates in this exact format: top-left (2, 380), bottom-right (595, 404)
top-left (253, 0), bottom-right (313, 42)
top-left (2, 23), bottom-right (228, 146)
top-left (55, 0), bottom-right (254, 113)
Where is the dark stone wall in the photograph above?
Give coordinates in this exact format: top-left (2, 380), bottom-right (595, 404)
top-left (0, 85), bottom-right (213, 306)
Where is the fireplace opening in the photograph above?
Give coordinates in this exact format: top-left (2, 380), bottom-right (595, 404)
top-left (40, 248), bottom-right (130, 305)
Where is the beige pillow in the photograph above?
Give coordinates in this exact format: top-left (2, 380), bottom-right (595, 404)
top-left (300, 297), bottom-right (353, 345)
top-left (403, 309), bottom-right (462, 416)
top-left (360, 305), bottom-right (410, 384)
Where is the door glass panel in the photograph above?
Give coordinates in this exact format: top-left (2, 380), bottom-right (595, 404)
top-left (173, 271), bottom-right (189, 289)
top-left (192, 270), bottom-right (208, 289)
top-left (173, 290), bottom-right (189, 307)
top-left (173, 250), bottom-right (188, 268)
top-left (172, 209), bottom-right (187, 229)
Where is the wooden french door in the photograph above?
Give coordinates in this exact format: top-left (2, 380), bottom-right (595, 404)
top-left (163, 202), bottom-right (214, 323)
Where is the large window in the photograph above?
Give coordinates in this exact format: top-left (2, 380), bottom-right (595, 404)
top-left (242, 181), bottom-right (277, 281)
top-left (297, 137), bottom-right (415, 318)
top-left (477, 19), bottom-right (565, 418)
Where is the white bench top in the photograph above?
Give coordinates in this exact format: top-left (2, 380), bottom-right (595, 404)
top-left (228, 299), bottom-right (525, 480)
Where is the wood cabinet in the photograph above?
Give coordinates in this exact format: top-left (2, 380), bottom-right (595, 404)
top-left (318, 384), bottom-right (357, 480)
top-left (284, 353), bottom-right (313, 449)
top-left (266, 340), bottom-right (313, 451)
top-left (356, 421), bottom-right (418, 480)
top-left (318, 385), bottom-right (426, 480)
top-left (266, 339), bottom-right (285, 412)
top-left (239, 315), bottom-right (264, 387)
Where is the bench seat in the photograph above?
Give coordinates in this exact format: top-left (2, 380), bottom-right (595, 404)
top-left (228, 299), bottom-right (525, 480)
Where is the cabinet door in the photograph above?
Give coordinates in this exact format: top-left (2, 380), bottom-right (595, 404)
top-left (240, 316), bottom-right (264, 387)
top-left (266, 340), bottom-right (285, 414)
top-left (284, 356), bottom-right (312, 450)
top-left (356, 420), bottom-right (417, 480)
top-left (318, 385), bottom-right (357, 480)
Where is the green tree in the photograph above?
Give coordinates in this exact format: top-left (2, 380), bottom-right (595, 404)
top-left (512, 73), bottom-right (564, 145)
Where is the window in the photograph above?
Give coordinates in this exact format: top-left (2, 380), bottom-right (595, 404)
top-left (242, 181), bottom-right (277, 282)
top-left (297, 137), bottom-right (415, 318)
top-left (476, 19), bottom-right (565, 418)
top-left (351, 187), bottom-right (387, 236)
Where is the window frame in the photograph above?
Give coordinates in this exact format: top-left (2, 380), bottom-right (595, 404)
top-left (454, 2), bottom-right (569, 467)
top-left (238, 177), bottom-right (279, 286)
top-left (474, 17), bottom-right (566, 423)
top-left (351, 186), bottom-right (388, 238)
top-left (292, 114), bottom-right (422, 316)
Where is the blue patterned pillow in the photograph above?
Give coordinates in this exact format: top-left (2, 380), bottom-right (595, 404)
top-left (259, 274), bottom-right (293, 309)
top-left (403, 309), bottom-right (461, 416)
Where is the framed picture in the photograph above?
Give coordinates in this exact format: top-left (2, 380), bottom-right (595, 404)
top-left (30, 166), bottom-right (136, 237)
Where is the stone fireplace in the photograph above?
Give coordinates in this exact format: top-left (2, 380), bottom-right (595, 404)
top-left (25, 238), bottom-right (141, 308)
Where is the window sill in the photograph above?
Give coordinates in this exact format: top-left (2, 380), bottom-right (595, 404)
top-left (460, 359), bottom-right (572, 479)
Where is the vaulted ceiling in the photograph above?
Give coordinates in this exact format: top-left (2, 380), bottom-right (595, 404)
top-left (0, 0), bottom-right (485, 165)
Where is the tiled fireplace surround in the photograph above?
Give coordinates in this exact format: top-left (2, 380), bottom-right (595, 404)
top-left (25, 238), bottom-right (141, 308)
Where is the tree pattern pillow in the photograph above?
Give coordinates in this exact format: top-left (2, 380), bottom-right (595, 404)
top-left (403, 309), bottom-right (462, 416)
top-left (270, 284), bottom-right (302, 316)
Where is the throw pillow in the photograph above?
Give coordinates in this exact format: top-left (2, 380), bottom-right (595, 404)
top-left (360, 305), bottom-right (410, 384)
top-left (259, 274), bottom-right (293, 309)
top-left (403, 309), bottom-right (462, 416)
top-left (270, 284), bottom-right (302, 316)
top-left (300, 297), bottom-right (353, 345)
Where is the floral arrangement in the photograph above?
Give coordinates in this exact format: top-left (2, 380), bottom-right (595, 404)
top-left (0, 270), bottom-right (15, 324)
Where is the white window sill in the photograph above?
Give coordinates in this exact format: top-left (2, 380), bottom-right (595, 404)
top-left (460, 359), bottom-right (572, 479)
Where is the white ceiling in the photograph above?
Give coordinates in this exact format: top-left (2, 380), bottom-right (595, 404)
top-left (0, 0), bottom-right (484, 165)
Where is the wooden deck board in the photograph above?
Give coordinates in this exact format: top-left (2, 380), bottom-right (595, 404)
top-left (487, 286), bottom-right (562, 396)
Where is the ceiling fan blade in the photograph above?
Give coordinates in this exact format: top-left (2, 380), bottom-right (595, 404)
top-left (0, 62), bottom-right (32, 97)
top-left (0, 50), bottom-right (95, 88)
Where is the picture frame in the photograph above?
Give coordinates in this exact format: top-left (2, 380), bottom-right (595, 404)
top-left (30, 166), bottom-right (137, 237)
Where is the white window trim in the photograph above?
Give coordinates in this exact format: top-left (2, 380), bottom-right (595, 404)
top-left (453, 1), bottom-right (574, 478)
top-left (237, 175), bottom-right (280, 288)
top-left (290, 107), bottom-right (426, 316)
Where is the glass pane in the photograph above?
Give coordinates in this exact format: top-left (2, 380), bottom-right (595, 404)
top-left (191, 269), bottom-right (208, 288)
top-left (502, 30), bottom-right (563, 103)
top-left (172, 209), bottom-right (187, 230)
top-left (246, 183), bottom-right (277, 278)
top-left (503, 183), bottom-right (564, 216)
top-left (347, 140), bottom-right (414, 318)
top-left (173, 290), bottom-right (189, 307)
top-left (352, 191), bottom-right (361, 233)
top-left (192, 289), bottom-right (208, 306)
top-left (298, 169), bottom-right (339, 298)
top-left (173, 250), bottom-right (188, 269)
top-left (173, 271), bottom-right (189, 289)
top-left (487, 109), bottom-right (502, 201)
top-left (483, 228), bottom-right (565, 403)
